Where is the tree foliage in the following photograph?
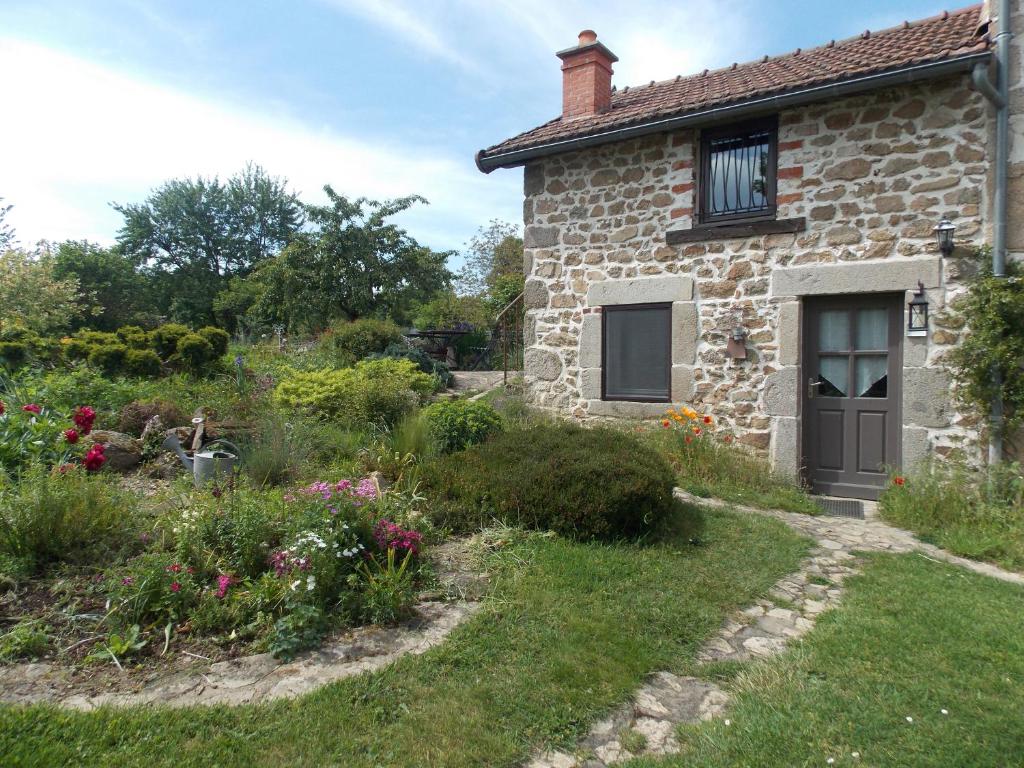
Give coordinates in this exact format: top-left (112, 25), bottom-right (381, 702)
top-left (53, 241), bottom-right (152, 331)
top-left (113, 164), bottom-right (303, 326)
top-left (0, 198), bottom-right (15, 252)
top-left (0, 247), bottom-right (92, 335)
top-left (457, 220), bottom-right (523, 295)
top-left (246, 188), bottom-right (452, 332)
top-left (947, 257), bottom-right (1024, 437)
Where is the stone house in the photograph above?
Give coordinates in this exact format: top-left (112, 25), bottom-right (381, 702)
top-left (475, 3), bottom-right (1024, 500)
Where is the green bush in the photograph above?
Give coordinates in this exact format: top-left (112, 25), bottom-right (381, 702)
top-left (87, 342), bottom-right (128, 374)
top-left (62, 338), bottom-right (96, 361)
top-left (0, 465), bottom-right (140, 573)
top-left (420, 422), bottom-right (689, 541)
top-left (115, 325), bottom-right (151, 350)
top-left (421, 399), bottom-right (503, 454)
top-left (124, 348), bottom-right (163, 377)
top-left (0, 341), bottom-right (29, 369)
top-left (75, 330), bottom-right (118, 346)
top-left (370, 342), bottom-right (453, 387)
top-left (198, 326), bottom-right (230, 357)
top-left (275, 358), bottom-right (436, 426)
top-left (326, 318), bottom-right (403, 364)
top-left (176, 333), bottom-right (215, 372)
top-left (151, 323), bottom-right (191, 359)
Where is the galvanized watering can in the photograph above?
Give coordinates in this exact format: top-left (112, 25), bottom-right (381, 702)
top-left (162, 431), bottom-right (241, 488)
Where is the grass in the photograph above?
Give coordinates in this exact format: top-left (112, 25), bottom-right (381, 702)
top-left (0, 509), bottom-right (807, 767)
top-left (642, 423), bottom-right (819, 515)
top-left (879, 460), bottom-right (1024, 573)
top-left (637, 552), bottom-right (1024, 768)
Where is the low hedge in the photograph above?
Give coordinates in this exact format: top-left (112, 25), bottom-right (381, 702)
top-left (421, 399), bottom-right (502, 454)
top-left (420, 422), bottom-right (694, 541)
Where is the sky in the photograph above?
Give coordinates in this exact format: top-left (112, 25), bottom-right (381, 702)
top-left (0, 0), bottom-right (950, 262)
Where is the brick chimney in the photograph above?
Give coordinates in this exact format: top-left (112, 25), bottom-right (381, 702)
top-left (556, 30), bottom-right (618, 120)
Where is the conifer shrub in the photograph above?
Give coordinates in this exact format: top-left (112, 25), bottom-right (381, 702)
top-left (124, 349), bottom-right (163, 378)
top-left (421, 399), bottom-right (503, 454)
top-left (151, 323), bottom-right (191, 359)
top-left (87, 342), bottom-right (127, 374)
top-left (420, 422), bottom-right (693, 541)
top-left (198, 326), bottom-right (230, 357)
top-left (326, 318), bottom-right (403, 365)
top-left (176, 333), bottom-right (215, 372)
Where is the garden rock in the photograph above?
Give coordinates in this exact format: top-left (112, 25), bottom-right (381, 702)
top-left (83, 430), bottom-right (143, 472)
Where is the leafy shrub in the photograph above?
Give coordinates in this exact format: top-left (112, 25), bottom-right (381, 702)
top-left (124, 349), bottom-right (163, 378)
top-left (87, 342), bottom-right (127, 374)
top-left (62, 338), bottom-right (95, 361)
top-left (176, 333), bottom-right (215, 372)
top-left (0, 465), bottom-right (139, 573)
top-left (326, 318), bottom-right (403, 365)
top-left (151, 323), bottom-right (191, 359)
top-left (115, 325), bottom-right (151, 349)
top-left (369, 341), bottom-right (453, 387)
top-left (75, 330), bottom-right (118, 346)
top-left (275, 358), bottom-right (436, 426)
top-left (0, 398), bottom-right (93, 475)
top-left (0, 341), bottom-right (29, 369)
top-left (420, 422), bottom-right (687, 541)
top-left (421, 399), bottom-right (503, 454)
top-left (198, 326), bottom-right (230, 357)
top-left (270, 603), bottom-right (328, 661)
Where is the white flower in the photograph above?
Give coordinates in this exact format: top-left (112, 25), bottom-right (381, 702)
top-left (724, 719), bottom-right (730, 726)
top-left (306, 575), bottom-right (316, 591)
top-left (852, 753), bottom-right (860, 759)
top-left (290, 579), bottom-right (300, 591)
top-left (905, 716), bottom-right (913, 723)
top-left (827, 759), bottom-right (834, 765)
top-left (940, 709), bottom-right (948, 715)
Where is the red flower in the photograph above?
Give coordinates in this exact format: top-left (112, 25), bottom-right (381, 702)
top-left (166, 563), bottom-right (183, 573)
top-left (57, 463), bottom-right (75, 474)
top-left (169, 582), bottom-right (181, 593)
top-left (22, 403), bottom-right (41, 414)
top-left (83, 444), bottom-right (106, 472)
top-left (703, 415), bottom-right (712, 425)
top-left (661, 419), bottom-right (671, 428)
top-left (723, 435), bottom-right (733, 444)
top-left (685, 435), bottom-right (693, 444)
top-left (893, 476), bottom-right (906, 486)
top-left (73, 406), bottom-right (97, 435)
top-left (0, 400), bottom-right (5, 415)
top-left (63, 428), bottom-right (79, 444)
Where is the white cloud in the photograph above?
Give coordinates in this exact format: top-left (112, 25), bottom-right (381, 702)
top-left (0, 38), bottom-right (519, 251)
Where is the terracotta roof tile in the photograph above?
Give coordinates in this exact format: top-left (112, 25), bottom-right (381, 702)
top-left (478, 4), bottom-right (988, 165)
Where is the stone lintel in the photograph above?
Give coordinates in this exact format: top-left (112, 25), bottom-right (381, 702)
top-left (771, 257), bottom-right (942, 298)
top-left (587, 275), bottom-right (694, 306)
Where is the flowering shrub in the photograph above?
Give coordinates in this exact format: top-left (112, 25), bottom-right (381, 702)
top-left (0, 397), bottom-right (99, 474)
top-left (373, 520), bottom-right (423, 556)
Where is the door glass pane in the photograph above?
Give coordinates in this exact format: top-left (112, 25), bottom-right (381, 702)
top-left (604, 306), bottom-right (671, 400)
top-left (856, 355), bottom-right (888, 398)
top-left (856, 308), bottom-right (888, 350)
top-left (819, 310), bottom-right (849, 352)
top-left (818, 356), bottom-right (848, 397)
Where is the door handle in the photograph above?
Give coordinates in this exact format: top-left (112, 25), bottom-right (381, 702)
top-left (807, 378), bottom-right (823, 399)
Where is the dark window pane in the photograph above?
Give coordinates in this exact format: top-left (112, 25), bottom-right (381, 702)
top-left (604, 305), bottom-right (671, 400)
top-left (706, 128), bottom-right (772, 218)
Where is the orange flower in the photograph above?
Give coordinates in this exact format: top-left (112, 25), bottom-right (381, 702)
top-left (693, 426), bottom-right (702, 436)
top-left (893, 476), bottom-right (905, 486)
top-left (662, 419), bottom-right (671, 428)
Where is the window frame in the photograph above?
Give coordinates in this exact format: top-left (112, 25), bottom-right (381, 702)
top-left (697, 116), bottom-right (779, 227)
top-left (600, 302), bottom-right (673, 403)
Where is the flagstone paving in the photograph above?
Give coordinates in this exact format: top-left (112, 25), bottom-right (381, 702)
top-left (527, 491), bottom-right (1024, 768)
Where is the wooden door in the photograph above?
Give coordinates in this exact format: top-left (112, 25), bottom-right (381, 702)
top-left (802, 295), bottom-right (903, 500)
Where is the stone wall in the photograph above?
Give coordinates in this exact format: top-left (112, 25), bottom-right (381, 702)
top-left (521, 74), bottom-right (991, 470)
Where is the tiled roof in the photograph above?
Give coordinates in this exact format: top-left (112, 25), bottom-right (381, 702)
top-left (478, 4), bottom-right (989, 168)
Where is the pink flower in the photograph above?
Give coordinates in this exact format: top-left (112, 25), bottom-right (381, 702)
top-left (121, 577), bottom-right (134, 586)
top-left (63, 428), bottom-right (79, 444)
top-left (354, 477), bottom-right (378, 501)
top-left (169, 582), bottom-right (181, 593)
top-left (166, 563), bottom-right (182, 573)
top-left (374, 520), bottom-right (423, 556)
top-left (215, 574), bottom-right (235, 599)
top-left (22, 403), bottom-right (41, 414)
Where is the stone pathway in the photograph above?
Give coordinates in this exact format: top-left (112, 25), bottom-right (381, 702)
top-left (528, 491), bottom-right (1024, 768)
top-left (449, 370), bottom-right (505, 394)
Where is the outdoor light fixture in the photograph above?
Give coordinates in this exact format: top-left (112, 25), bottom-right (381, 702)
top-left (726, 325), bottom-right (748, 360)
top-left (907, 281), bottom-right (929, 337)
top-left (934, 219), bottom-right (956, 256)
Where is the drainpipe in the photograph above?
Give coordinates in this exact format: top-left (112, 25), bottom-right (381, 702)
top-left (971, 0), bottom-right (1011, 464)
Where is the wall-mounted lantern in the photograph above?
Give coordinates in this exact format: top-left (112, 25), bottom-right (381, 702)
top-left (907, 281), bottom-right (929, 337)
top-left (934, 219), bottom-right (956, 256)
top-left (726, 325), bottom-right (748, 360)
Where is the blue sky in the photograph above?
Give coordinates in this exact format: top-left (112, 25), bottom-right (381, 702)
top-left (0, 0), bottom-right (950, 260)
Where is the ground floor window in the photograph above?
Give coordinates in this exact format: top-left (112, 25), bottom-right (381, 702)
top-left (602, 303), bottom-right (671, 401)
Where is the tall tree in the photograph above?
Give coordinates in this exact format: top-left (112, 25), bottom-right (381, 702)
top-left (457, 220), bottom-right (523, 295)
top-left (113, 164), bottom-right (303, 326)
top-left (0, 247), bottom-right (91, 335)
top-left (245, 187), bottom-right (452, 332)
top-left (53, 241), bottom-right (152, 330)
top-left (0, 197), bottom-right (15, 251)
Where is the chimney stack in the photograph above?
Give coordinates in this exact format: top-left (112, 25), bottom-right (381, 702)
top-left (556, 30), bottom-right (618, 120)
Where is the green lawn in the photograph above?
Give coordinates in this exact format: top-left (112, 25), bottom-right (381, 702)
top-left (637, 552), bottom-right (1024, 768)
top-left (0, 509), bottom-right (807, 768)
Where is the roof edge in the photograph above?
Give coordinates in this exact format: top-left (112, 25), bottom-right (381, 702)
top-left (476, 51), bottom-right (990, 173)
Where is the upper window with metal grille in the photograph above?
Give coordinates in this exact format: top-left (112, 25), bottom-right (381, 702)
top-left (698, 118), bottom-right (777, 225)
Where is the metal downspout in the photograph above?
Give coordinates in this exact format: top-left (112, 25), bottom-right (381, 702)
top-left (973, 0), bottom-right (1012, 463)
